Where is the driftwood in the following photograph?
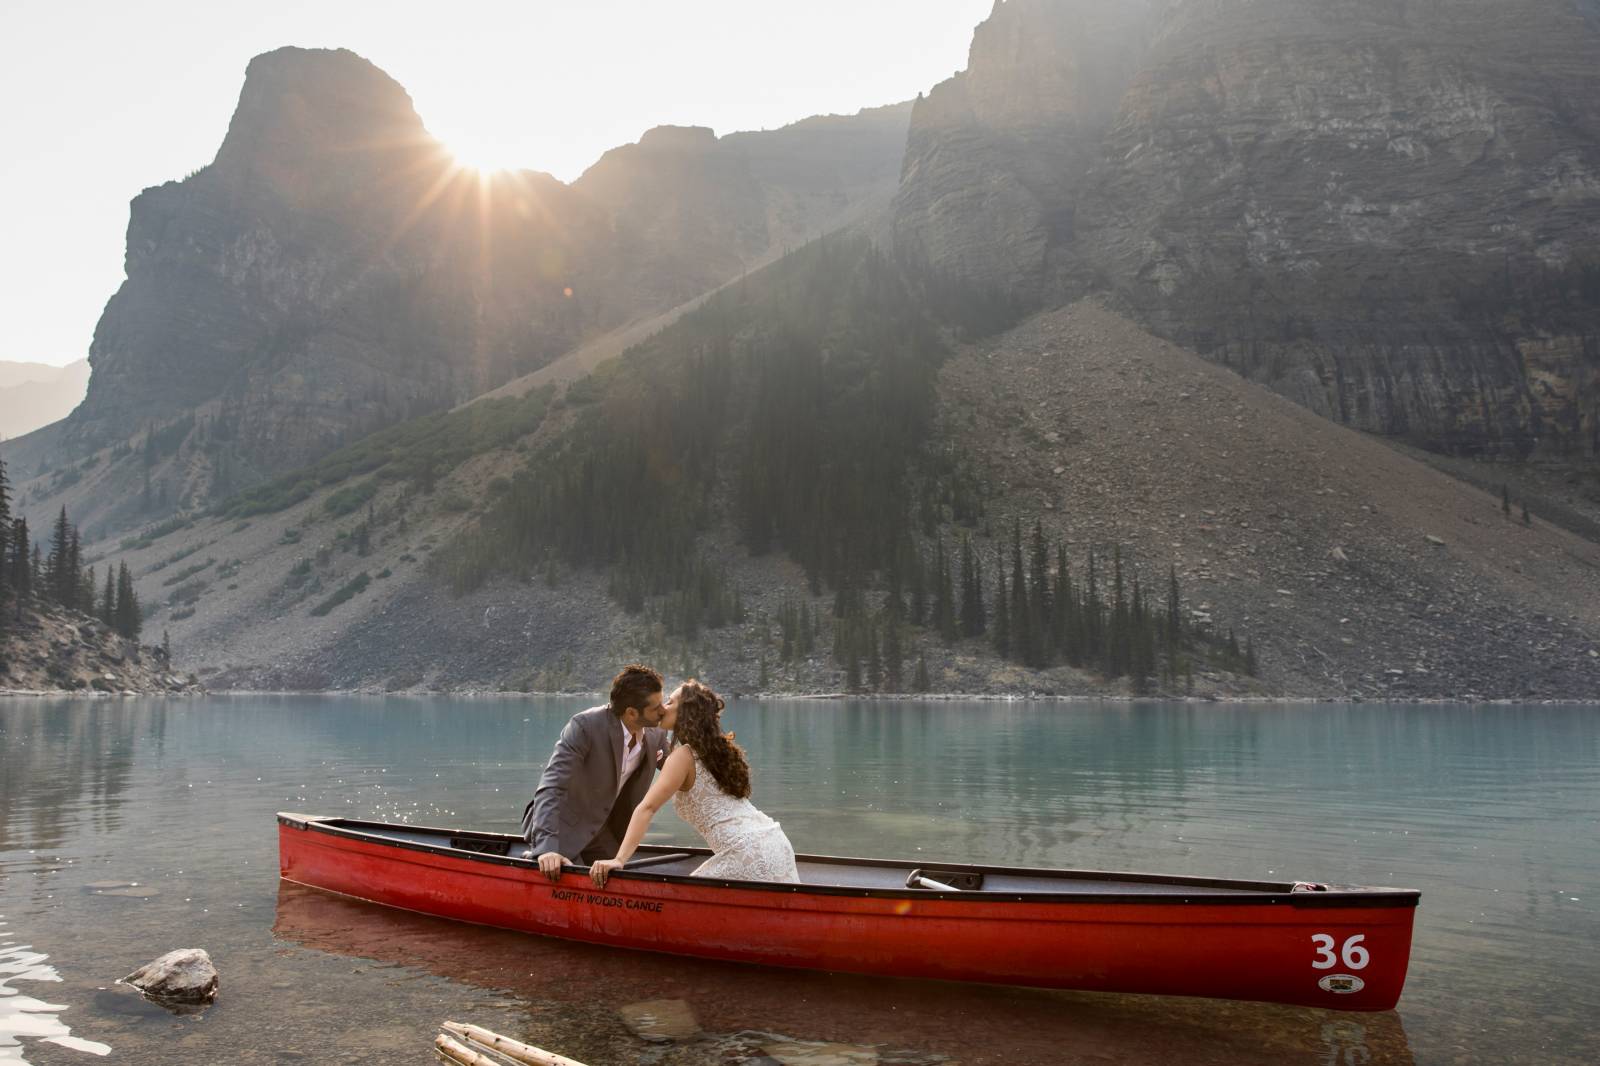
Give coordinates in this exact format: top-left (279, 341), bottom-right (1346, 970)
top-left (435, 1034), bottom-right (500, 1066)
top-left (439, 1022), bottom-right (592, 1066)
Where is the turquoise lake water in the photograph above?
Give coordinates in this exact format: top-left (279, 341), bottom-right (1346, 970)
top-left (1, 696), bottom-right (1597, 1064)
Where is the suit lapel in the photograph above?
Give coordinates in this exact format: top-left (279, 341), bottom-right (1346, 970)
top-left (607, 714), bottom-right (624, 793)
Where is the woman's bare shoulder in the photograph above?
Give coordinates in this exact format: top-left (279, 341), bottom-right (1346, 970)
top-left (666, 744), bottom-right (695, 790)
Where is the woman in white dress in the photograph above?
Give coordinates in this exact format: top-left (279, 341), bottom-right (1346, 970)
top-left (589, 680), bottom-right (800, 885)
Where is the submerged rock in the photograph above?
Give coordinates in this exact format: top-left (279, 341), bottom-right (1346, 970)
top-left (123, 948), bottom-right (218, 1003)
top-left (761, 1039), bottom-right (880, 1066)
top-left (618, 998), bottom-right (699, 1042)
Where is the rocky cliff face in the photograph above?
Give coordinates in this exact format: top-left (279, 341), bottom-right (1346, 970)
top-left (3, 48), bottom-right (910, 528)
top-left (894, 0), bottom-right (1163, 302)
top-left (895, 0), bottom-right (1600, 459)
top-left (63, 48), bottom-right (603, 473)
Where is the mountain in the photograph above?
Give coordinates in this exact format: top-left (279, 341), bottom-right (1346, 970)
top-left (0, 360), bottom-right (88, 438)
top-left (70, 238), bottom-right (1600, 699)
top-left (10, 9), bottom-right (1600, 699)
top-left (894, 0), bottom-right (1600, 459)
top-left (0, 47), bottom-right (910, 537)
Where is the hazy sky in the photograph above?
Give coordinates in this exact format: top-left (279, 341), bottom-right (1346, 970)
top-left (0, 0), bottom-right (992, 368)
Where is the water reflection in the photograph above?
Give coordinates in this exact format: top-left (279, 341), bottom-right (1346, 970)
top-left (273, 882), bottom-right (1417, 1066)
top-left (0, 919), bottom-right (110, 1063)
top-left (0, 704), bottom-right (158, 857)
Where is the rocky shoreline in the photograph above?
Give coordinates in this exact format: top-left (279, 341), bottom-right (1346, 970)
top-left (0, 599), bottom-right (204, 696)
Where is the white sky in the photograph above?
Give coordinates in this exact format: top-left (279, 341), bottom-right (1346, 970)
top-left (0, 0), bottom-right (992, 367)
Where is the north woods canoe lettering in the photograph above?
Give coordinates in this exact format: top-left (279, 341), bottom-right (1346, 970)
top-left (551, 889), bottom-right (664, 912)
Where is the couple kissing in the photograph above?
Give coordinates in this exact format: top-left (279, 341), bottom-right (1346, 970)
top-left (519, 664), bottom-right (800, 886)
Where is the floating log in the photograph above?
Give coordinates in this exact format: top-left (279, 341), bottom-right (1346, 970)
top-left (441, 1023), bottom-right (591, 1066)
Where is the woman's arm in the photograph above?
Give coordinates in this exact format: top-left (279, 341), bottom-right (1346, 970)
top-left (590, 746), bottom-right (692, 886)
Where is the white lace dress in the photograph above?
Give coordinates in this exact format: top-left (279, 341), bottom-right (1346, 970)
top-left (673, 755), bottom-right (800, 883)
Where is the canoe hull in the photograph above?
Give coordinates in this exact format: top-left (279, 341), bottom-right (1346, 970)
top-left (277, 818), bottom-right (1415, 1011)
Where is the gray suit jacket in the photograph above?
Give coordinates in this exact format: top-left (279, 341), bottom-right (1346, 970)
top-left (521, 706), bottom-right (670, 862)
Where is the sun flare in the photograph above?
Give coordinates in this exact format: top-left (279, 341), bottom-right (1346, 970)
top-left (435, 126), bottom-right (525, 174)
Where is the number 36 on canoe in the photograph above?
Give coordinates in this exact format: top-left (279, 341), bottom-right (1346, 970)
top-left (1311, 933), bottom-right (1371, 971)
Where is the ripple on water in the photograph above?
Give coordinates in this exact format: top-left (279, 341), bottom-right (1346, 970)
top-left (0, 918), bottom-right (111, 1064)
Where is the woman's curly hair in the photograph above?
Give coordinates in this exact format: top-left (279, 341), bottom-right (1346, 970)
top-left (673, 680), bottom-right (750, 799)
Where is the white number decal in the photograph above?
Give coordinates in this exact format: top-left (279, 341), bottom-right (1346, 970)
top-left (1312, 933), bottom-right (1370, 971)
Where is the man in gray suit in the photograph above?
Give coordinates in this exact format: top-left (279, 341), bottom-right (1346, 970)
top-left (522, 664), bottom-right (672, 881)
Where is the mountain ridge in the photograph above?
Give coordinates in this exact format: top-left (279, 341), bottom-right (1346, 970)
top-left (1, 47), bottom-right (913, 540)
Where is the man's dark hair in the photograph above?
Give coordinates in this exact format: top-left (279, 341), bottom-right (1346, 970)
top-left (609, 664), bottom-right (663, 717)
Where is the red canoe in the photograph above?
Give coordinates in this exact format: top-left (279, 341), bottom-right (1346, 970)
top-left (277, 813), bottom-right (1418, 1011)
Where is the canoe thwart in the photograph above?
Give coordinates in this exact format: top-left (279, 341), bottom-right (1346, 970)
top-left (450, 837), bottom-right (512, 857)
top-left (623, 851), bottom-right (696, 871)
top-left (906, 867), bottom-right (984, 891)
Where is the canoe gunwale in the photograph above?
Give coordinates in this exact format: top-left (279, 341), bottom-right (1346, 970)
top-left (278, 812), bottom-right (1420, 910)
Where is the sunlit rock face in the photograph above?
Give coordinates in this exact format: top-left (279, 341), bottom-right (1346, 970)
top-left (895, 0), bottom-right (1600, 458)
top-left (41, 48), bottom-right (911, 481)
top-left (894, 0), bottom-right (1164, 303)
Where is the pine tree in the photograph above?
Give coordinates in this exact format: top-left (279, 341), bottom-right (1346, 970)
top-left (993, 542), bottom-right (1010, 659)
top-left (884, 542), bottom-right (906, 620)
top-left (162, 628), bottom-right (172, 665)
top-left (758, 654), bottom-right (769, 690)
top-left (1521, 501), bottom-right (1531, 526)
top-left (1501, 485), bottom-right (1511, 517)
top-left (1010, 520), bottom-right (1028, 663)
top-left (114, 562), bottom-right (141, 639)
top-left (1028, 521), bottom-right (1050, 665)
top-left (1244, 635), bottom-right (1259, 677)
top-left (0, 456), bottom-right (10, 611)
top-left (934, 539), bottom-right (957, 642)
top-left (1167, 564), bottom-right (1182, 642)
top-left (47, 507), bottom-right (71, 606)
top-left (958, 534), bottom-right (985, 637)
top-left (1106, 546), bottom-right (1128, 678)
top-left (1084, 550), bottom-right (1100, 659)
top-left (913, 652), bottom-right (930, 693)
top-left (8, 519), bottom-right (27, 605)
top-left (100, 567), bottom-right (116, 624)
top-left (909, 544), bottom-right (927, 627)
top-left (79, 565), bottom-right (96, 620)
top-left (867, 619), bottom-right (883, 691)
top-left (884, 616), bottom-right (904, 691)
top-left (65, 526), bottom-right (82, 612)
top-left (1056, 544), bottom-right (1081, 659)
